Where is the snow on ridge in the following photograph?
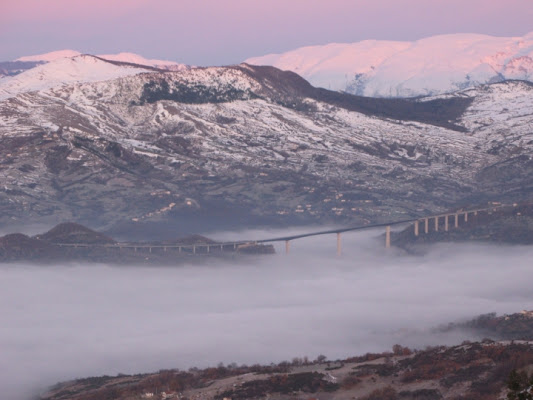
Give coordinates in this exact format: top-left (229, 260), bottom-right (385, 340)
top-left (15, 50), bottom-right (82, 62)
top-left (0, 55), bottom-right (151, 101)
top-left (247, 40), bottom-right (410, 91)
top-left (13, 50), bottom-right (187, 70)
top-left (246, 32), bottom-right (533, 97)
top-left (96, 52), bottom-right (186, 69)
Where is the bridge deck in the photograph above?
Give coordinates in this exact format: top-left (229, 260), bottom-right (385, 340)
top-left (54, 203), bottom-right (518, 249)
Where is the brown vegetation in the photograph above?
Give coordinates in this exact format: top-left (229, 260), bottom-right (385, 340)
top-left (360, 386), bottom-right (398, 400)
top-left (40, 339), bottom-right (533, 400)
top-left (214, 372), bottom-right (338, 400)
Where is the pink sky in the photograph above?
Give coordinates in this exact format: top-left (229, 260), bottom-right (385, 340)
top-left (1, 0), bottom-right (532, 65)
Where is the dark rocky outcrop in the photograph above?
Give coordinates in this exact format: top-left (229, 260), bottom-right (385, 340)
top-left (36, 222), bottom-right (116, 244)
top-left (0, 223), bottom-right (274, 263)
top-left (0, 233), bottom-right (57, 261)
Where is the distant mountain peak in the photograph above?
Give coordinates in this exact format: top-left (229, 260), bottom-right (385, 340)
top-left (13, 50), bottom-right (186, 69)
top-left (0, 54), bottom-right (153, 101)
top-left (6, 50), bottom-right (189, 80)
top-left (246, 32), bottom-right (533, 97)
top-left (15, 49), bottom-right (82, 62)
top-left (97, 52), bottom-right (182, 68)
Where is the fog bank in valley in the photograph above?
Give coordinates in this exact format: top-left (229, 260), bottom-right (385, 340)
top-left (2, 228), bottom-right (533, 400)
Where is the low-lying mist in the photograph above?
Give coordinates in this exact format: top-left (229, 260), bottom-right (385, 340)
top-left (2, 227), bottom-right (533, 400)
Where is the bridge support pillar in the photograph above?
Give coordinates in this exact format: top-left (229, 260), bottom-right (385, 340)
top-left (193, 245), bottom-right (196, 254)
top-left (424, 218), bottom-right (429, 234)
top-left (464, 212), bottom-right (468, 222)
top-left (414, 220), bottom-right (419, 236)
top-left (285, 240), bottom-right (290, 255)
top-left (445, 215), bottom-right (449, 231)
top-left (337, 233), bottom-right (342, 256)
top-left (455, 213), bottom-right (459, 228)
top-left (434, 216), bottom-right (439, 232)
top-left (149, 247), bottom-right (152, 253)
top-left (474, 211), bottom-right (478, 216)
top-left (385, 226), bottom-right (391, 248)
top-left (207, 245), bottom-right (210, 253)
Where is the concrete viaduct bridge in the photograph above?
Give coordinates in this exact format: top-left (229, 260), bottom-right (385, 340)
top-left (255, 202), bottom-right (518, 255)
top-left (56, 203), bottom-right (519, 256)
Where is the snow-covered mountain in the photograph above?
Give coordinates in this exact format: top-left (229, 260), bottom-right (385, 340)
top-left (246, 32), bottom-right (533, 97)
top-left (0, 55), bottom-right (153, 101)
top-left (15, 49), bottom-right (185, 68)
top-left (96, 52), bottom-right (188, 70)
top-left (2, 50), bottom-right (188, 80)
top-left (1, 60), bottom-right (532, 233)
top-left (15, 50), bottom-right (82, 62)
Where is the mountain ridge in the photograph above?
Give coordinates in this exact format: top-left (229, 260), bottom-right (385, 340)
top-left (246, 32), bottom-right (533, 97)
top-left (14, 49), bottom-right (185, 68)
top-left (0, 54), bottom-right (153, 101)
top-left (1, 50), bottom-right (188, 80)
top-left (1, 57), bottom-right (532, 234)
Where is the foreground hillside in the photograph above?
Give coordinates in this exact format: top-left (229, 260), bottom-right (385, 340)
top-left (40, 337), bottom-right (533, 400)
top-left (39, 310), bottom-right (533, 400)
top-left (1, 55), bottom-right (532, 235)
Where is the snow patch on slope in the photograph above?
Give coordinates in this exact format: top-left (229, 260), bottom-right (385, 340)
top-left (247, 32), bottom-right (533, 97)
top-left (0, 55), bottom-right (151, 101)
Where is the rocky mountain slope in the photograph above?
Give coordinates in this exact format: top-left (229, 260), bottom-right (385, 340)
top-left (0, 55), bottom-right (532, 236)
top-left (246, 32), bottom-right (533, 97)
